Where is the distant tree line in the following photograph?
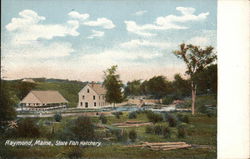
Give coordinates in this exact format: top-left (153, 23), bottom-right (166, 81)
top-left (124, 64), bottom-right (217, 100)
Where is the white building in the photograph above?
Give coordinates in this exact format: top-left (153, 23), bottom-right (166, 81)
top-left (77, 83), bottom-right (109, 108)
top-left (19, 90), bottom-right (68, 110)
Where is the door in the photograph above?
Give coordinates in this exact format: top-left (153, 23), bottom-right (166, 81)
top-left (85, 102), bottom-right (88, 108)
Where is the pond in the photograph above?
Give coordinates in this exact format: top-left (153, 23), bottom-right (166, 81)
top-left (100, 104), bottom-right (176, 112)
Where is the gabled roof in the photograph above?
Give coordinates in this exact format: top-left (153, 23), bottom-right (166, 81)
top-left (20, 90), bottom-right (68, 104)
top-left (22, 78), bottom-right (35, 83)
top-left (88, 83), bottom-right (106, 95)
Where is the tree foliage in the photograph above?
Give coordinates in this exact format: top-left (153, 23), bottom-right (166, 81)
top-left (103, 65), bottom-right (123, 106)
top-left (173, 43), bottom-right (217, 114)
top-left (0, 80), bottom-right (16, 122)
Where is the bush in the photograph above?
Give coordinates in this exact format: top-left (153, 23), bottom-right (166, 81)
top-left (145, 125), bottom-right (153, 134)
top-left (177, 124), bottom-right (187, 138)
top-left (99, 114), bottom-right (107, 124)
top-left (54, 112), bottom-right (62, 122)
top-left (153, 125), bottom-right (163, 135)
top-left (110, 128), bottom-right (128, 142)
top-left (128, 129), bottom-right (137, 142)
top-left (146, 111), bottom-right (163, 124)
top-left (112, 112), bottom-right (123, 119)
top-left (69, 116), bottom-right (95, 140)
top-left (162, 96), bottom-right (175, 105)
top-left (165, 113), bottom-right (177, 127)
top-left (128, 111), bottom-right (137, 119)
top-left (162, 126), bottom-right (171, 138)
top-left (16, 118), bottom-right (40, 138)
top-left (177, 113), bottom-right (189, 123)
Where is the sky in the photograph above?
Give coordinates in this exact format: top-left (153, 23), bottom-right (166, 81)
top-left (1, 0), bottom-right (217, 82)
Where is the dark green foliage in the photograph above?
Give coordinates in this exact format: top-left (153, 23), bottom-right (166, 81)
top-left (162, 96), bottom-right (175, 105)
top-left (110, 128), bottom-right (128, 142)
top-left (103, 65), bottom-right (123, 106)
top-left (62, 116), bottom-right (95, 140)
top-left (0, 80), bottom-right (16, 132)
top-left (172, 74), bottom-right (191, 99)
top-left (54, 113), bottom-right (62, 122)
top-left (177, 124), bottom-right (187, 138)
top-left (99, 114), bottom-right (107, 124)
top-left (162, 126), bottom-right (171, 138)
top-left (128, 111), bottom-right (137, 119)
top-left (15, 82), bottom-right (37, 99)
top-left (165, 113), bottom-right (177, 127)
top-left (128, 129), bottom-right (137, 142)
top-left (112, 111), bottom-right (123, 119)
top-left (146, 111), bottom-right (163, 124)
top-left (16, 118), bottom-right (40, 138)
top-left (177, 114), bottom-right (189, 123)
top-left (124, 80), bottom-right (142, 96)
top-left (145, 125), bottom-right (153, 134)
top-left (153, 125), bottom-right (163, 135)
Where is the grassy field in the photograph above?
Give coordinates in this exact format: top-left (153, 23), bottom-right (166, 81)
top-left (2, 111), bottom-right (217, 159)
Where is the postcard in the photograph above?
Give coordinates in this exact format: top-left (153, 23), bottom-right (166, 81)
top-left (1, 0), bottom-right (219, 158)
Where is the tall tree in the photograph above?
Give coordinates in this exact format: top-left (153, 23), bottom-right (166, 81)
top-left (146, 76), bottom-right (172, 98)
top-left (124, 80), bottom-right (141, 96)
top-left (172, 74), bottom-right (190, 98)
top-left (173, 44), bottom-right (216, 115)
top-left (103, 65), bottom-right (123, 107)
top-left (0, 80), bottom-right (17, 133)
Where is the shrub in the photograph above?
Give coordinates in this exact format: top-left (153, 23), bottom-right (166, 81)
top-left (99, 114), bottom-right (107, 124)
top-left (54, 112), bottom-right (62, 122)
top-left (146, 111), bottom-right (163, 124)
top-left (162, 126), bottom-right (171, 138)
top-left (177, 113), bottom-right (189, 123)
top-left (153, 125), bottom-right (163, 135)
top-left (128, 111), bottom-right (137, 119)
top-left (162, 96), bottom-right (175, 105)
top-left (128, 129), bottom-right (137, 142)
top-left (112, 111), bottom-right (123, 119)
top-left (110, 128), bottom-right (128, 142)
top-left (69, 116), bottom-right (95, 140)
top-left (145, 125), bottom-right (153, 134)
top-left (16, 118), bottom-right (40, 138)
top-left (165, 113), bottom-right (177, 127)
top-left (177, 124), bottom-right (187, 138)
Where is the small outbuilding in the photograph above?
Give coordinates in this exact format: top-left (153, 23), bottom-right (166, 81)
top-left (20, 90), bottom-right (68, 110)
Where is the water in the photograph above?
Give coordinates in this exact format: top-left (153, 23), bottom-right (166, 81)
top-left (100, 105), bottom-right (176, 112)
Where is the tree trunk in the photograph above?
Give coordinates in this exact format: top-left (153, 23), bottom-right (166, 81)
top-left (191, 81), bottom-right (197, 115)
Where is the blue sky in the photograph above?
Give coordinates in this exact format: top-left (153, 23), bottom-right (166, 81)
top-left (1, 0), bottom-right (217, 82)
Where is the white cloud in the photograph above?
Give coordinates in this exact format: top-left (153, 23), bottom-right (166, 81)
top-left (83, 18), bottom-right (115, 29)
top-left (134, 10), bottom-right (147, 16)
top-left (120, 39), bottom-right (173, 49)
top-left (125, 7), bottom-right (209, 36)
top-left (87, 30), bottom-right (104, 39)
top-left (187, 37), bottom-right (209, 46)
top-left (3, 42), bottom-right (74, 59)
top-left (68, 11), bottom-right (89, 20)
top-left (6, 10), bottom-right (80, 45)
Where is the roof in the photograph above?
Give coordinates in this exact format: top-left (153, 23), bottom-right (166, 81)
top-left (20, 90), bottom-right (68, 104)
top-left (22, 78), bottom-right (35, 83)
top-left (88, 83), bottom-right (106, 95)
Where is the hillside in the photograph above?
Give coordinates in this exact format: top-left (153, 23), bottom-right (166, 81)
top-left (3, 78), bottom-right (88, 107)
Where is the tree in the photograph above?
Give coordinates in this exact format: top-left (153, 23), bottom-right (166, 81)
top-left (15, 82), bottom-right (36, 99)
top-left (172, 74), bottom-right (190, 98)
top-left (146, 76), bottom-right (172, 98)
top-left (16, 118), bottom-right (40, 138)
top-left (173, 44), bottom-right (216, 115)
top-left (124, 80), bottom-right (141, 96)
top-left (103, 65), bottom-right (123, 107)
top-left (0, 80), bottom-right (16, 133)
top-left (128, 129), bottom-right (137, 142)
top-left (54, 113), bottom-right (62, 122)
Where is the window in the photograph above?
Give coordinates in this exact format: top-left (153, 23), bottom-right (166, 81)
top-left (82, 95), bottom-right (85, 99)
top-left (94, 102), bottom-right (96, 106)
top-left (85, 102), bottom-right (88, 108)
top-left (87, 89), bottom-right (90, 93)
top-left (93, 95), bottom-right (95, 100)
top-left (80, 102), bottom-right (83, 106)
